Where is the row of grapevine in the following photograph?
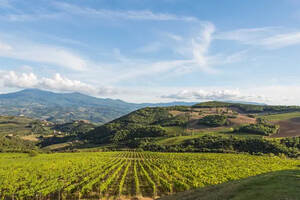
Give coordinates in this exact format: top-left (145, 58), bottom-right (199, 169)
top-left (0, 151), bottom-right (298, 199)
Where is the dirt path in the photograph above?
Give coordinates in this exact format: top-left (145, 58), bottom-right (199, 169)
top-left (270, 117), bottom-right (300, 138)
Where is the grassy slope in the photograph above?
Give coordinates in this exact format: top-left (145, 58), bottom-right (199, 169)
top-left (159, 169), bottom-right (300, 200)
top-left (262, 112), bottom-right (300, 121)
top-left (156, 130), bottom-right (262, 146)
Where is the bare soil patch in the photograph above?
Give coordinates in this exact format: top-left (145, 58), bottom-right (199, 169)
top-left (21, 135), bottom-right (40, 142)
top-left (270, 117), bottom-right (300, 138)
top-left (228, 114), bottom-right (256, 125)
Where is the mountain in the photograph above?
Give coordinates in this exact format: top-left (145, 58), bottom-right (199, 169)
top-left (0, 89), bottom-right (196, 123)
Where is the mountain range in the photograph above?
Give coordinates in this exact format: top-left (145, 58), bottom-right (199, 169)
top-left (0, 89), bottom-right (196, 123)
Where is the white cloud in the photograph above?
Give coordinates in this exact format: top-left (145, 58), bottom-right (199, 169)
top-left (0, 71), bottom-right (118, 96)
top-left (3, 71), bottom-right (39, 88)
top-left (0, 39), bottom-right (88, 71)
top-left (162, 89), bottom-right (269, 103)
top-left (54, 2), bottom-right (198, 22)
top-left (40, 73), bottom-right (96, 94)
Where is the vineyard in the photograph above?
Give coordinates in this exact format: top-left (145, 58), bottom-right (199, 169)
top-left (0, 152), bottom-right (299, 199)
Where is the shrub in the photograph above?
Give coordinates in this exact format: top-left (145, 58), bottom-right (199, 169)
top-left (198, 115), bottom-right (229, 127)
top-left (238, 122), bottom-right (279, 136)
top-left (142, 135), bottom-right (299, 158)
top-left (28, 150), bottom-right (39, 157)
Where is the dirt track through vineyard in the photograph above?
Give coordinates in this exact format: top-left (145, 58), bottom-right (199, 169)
top-left (270, 117), bottom-right (300, 138)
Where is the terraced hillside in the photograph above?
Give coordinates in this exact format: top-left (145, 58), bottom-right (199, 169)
top-left (0, 152), bottom-right (298, 199)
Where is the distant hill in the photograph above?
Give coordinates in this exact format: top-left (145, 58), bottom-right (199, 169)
top-left (0, 89), bottom-right (196, 123)
top-left (0, 115), bottom-right (52, 152)
top-left (193, 101), bottom-right (300, 113)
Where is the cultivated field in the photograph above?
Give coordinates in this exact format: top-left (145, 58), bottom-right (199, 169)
top-left (270, 117), bottom-right (300, 138)
top-left (0, 152), bottom-right (299, 199)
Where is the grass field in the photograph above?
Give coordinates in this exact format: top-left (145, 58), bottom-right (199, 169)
top-left (156, 130), bottom-right (262, 146)
top-left (262, 112), bottom-right (300, 122)
top-left (0, 152), bottom-right (299, 199)
top-left (159, 169), bottom-right (300, 200)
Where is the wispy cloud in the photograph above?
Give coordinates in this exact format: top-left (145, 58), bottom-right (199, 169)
top-left (260, 32), bottom-right (300, 49)
top-left (0, 38), bottom-right (88, 71)
top-left (0, 13), bottom-right (60, 22)
top-left (191, 22), bottom-right (216, 73)
top-left (164, 33), bottom-right (183, 41)
top-left (216, 27), bottom-right (300, 49)
top-left (161, 88), bottom-right (269, 102)
top-left (0, 1), bottom-right (61, 22)
top-left (99, 22), bottom-right (246, 83)
top-left (54, 2), bottom-right (198, 22)
top-left (215, 27), bottom-right (278, 43)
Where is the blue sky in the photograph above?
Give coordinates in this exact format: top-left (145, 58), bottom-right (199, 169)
top-left (1, 0), bottom-right (300, 104)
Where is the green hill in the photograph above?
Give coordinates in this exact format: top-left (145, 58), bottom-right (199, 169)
top-left (194, 101), bottom-right (300, 113)
top-left (82, 104), bottom-right (300, 157)
top-left (159, 169), bottom-right (300, 200)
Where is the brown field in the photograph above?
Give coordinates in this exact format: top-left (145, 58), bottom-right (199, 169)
top-left (227, 114), bottom-right (256, 125)
top-left (170, 108), bottom-right (256, 132)
top-left (21, 135), bottom-right (40, 142)
top-left (270, 117), bottom-right (300, 138)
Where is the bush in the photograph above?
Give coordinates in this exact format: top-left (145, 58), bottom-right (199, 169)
top-left (198, 115), bottom-right (229, 127)
top-left (238, 122), bottom-right (279, 136)
top-left (28, 150), bottom-right (39, 157)
top-left (142, 135), bottom-right (299, 158)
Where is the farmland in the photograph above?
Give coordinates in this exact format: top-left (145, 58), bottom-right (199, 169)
top-left (0, 151), bottom-right (299, 199)
top-left (259, 112), bottom-right (300, 138)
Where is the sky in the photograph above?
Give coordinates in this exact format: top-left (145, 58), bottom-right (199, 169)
top-left (1, 0), bottom-right (300, 105)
